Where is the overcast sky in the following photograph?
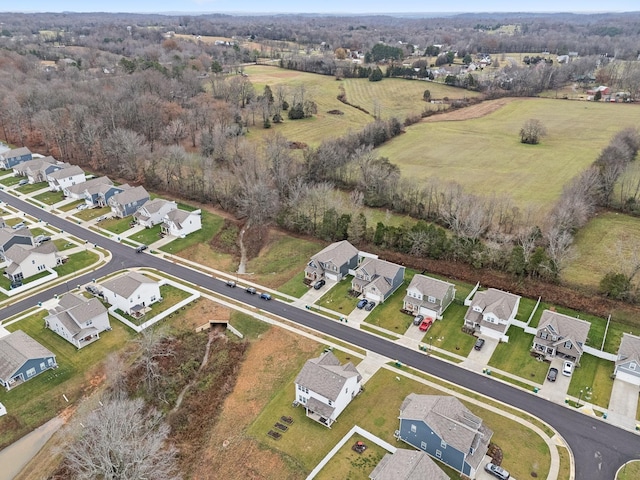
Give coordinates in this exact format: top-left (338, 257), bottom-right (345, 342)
top-left (6, 1), bottom-right (640, 14)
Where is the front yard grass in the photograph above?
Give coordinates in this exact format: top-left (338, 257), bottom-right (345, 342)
top-left (98, 215), bottom-right (134, 235)
top-left (248, 367), bottom-right (550, 480)
top-left (424, 303), bottom-right (476, 356)
top-left (279, 271), bottom-right (311, 297)
top-left (17, 181), bottom-right (48, 194)
top-left (618, 461), bottom-right (640, 480)
top-left (32, 190), bottom-right (64, 205)
top-left (489, 327), bottom-right (549, 385)
top-left (364, 268), bottom-right (417, 333)
top-left (53, 239), bottom-right (77, 252)
top-left (0, 311), bottom-right (135, 449)
top-left (74, 206), bottom-right (110, 221)
top-left (316, 278), bottom-right (358, 314)
top-left (58, 199), bottom-right (85, 212)
top-left (229, 311), bottom-right (271, 340)
top-left (55, 250), bottom-right (99, 276)
top-left (115, 284), bottom-right (193, 326)
top-left (567, 354), bottom-right (614, 408)
top-left (0, 175), bottom-right (21, 186)
top-left (159, 210), bottom-right (224, 254)
top-left (127, 224), bottom-right (163, 245)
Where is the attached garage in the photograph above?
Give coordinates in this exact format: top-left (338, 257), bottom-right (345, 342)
top-left (365, 292), bottom-right (382, 303)
top-left (614, 369), bottom-right (640, 386)
top-left (325, 272), bottom-right (340, 282)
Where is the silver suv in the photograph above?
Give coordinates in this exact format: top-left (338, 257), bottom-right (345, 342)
top-left (485, 463), bottom-right (510, 479)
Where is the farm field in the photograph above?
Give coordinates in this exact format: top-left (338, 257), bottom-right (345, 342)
top-left (375, 98), bottom-right (640, 215)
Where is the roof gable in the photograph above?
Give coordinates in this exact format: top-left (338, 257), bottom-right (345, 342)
top-left (295, 351), bottom-right (361, 401)
top-left (0, 330), bottom-right (55, 380)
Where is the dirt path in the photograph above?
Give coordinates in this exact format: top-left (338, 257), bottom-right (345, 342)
top-left (422, 97), bottom-right (515, 122)
top-left (172, 330), bottom-right (217, 412)
top-left (237, 227), bottom-right (247, 274)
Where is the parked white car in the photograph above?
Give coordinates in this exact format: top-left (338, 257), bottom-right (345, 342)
top-left (562, 360), bottom-right (574, 376)
top-left (77, 203), bottom-right (89, 211)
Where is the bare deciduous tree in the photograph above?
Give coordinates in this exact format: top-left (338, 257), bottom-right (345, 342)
top-left (519, 118), bottom-right (547, 145)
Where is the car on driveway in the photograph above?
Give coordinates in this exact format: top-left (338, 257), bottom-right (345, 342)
top-left (356, 298), bottom-right (368, 309)
top-left (76, 203), bottom-right (89, 211)
top-left (485, 462), bottom-right (510, 479)
top-left (85, 285), bottom-right (102, 296)
top-left (413, 314), bottom-right (424, 326)
top-left (246, 287), bottom-right (257, 295)
top-left (562, 360), bottom-right (574, 376)
top-left (313, 279), bottom-right (326, 290)
top-left (364, 301), bottom-right (376, 311)
top-left (474, 338), bottom-right (486, 350)
top-left (419, 318), bottom-right (433, 331)
top-left (547, 367), bottom-right (558, 382)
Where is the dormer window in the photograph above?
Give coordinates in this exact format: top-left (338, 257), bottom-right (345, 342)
top-left (564, 340), bottom-right (572, 349)
top-left (428, 296), bottom-right (436, 303)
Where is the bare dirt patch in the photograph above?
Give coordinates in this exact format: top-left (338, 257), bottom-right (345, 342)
top-left (422, 97), bottom-right (514, 122)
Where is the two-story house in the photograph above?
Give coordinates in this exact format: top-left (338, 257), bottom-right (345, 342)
top-left (161, 208), bottom-right (202, 237)
top-left (13, 157), bottom-right (62, 184)
top-left (304, 240), bottom-right (359, 283)
top-left (351, 257), bottom-right (405, 303)
top-left (614, 333), bottom-right (640, 386)
top-left (47, 165), bottom-right (86, 192)
top-left (0, 147), bottom-right (32, 170)
top-left (397, 394), bottom-right (492, 478)
top-left (45, 293), bottom-right (111, 349)
top-left (101, 271), bottom-right (161, 317)
top-left (0, 330), bottom-right (57, 391)
top-left (370, 449), bottom-right (448, 480)
top-left (108, 186), bottom-right (150, 218)
top-left (403, 274), bottom-right (456, 320)
top-left (65, 176), bottom-right (112, 200)
top-left (532, 310), bottom-right (590, 363)
top-left (294, 351), bottom-right (362, 428)
top-left (3, 242), bottom-right (60, 283)
top-left (463, 288), bottom-right (520, 340)
top-left (133, 198), bottom-right (177, 228)
top-left (0, 227), bottom-right (34, 261)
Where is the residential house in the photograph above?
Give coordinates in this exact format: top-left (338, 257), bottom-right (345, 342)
top-left (86, 182), bottom-right (125, 207)
top-left (65, 176), bottom-right (112, 200)
top-left (351, 257), bottom-right (405, 303)
top-left (403, 274), bottom-right (456, 320)
top-left (101, 271), bottom-right (161, 317)
top-left (45, 293), bottom-right (110, 349)
top-left (294, 351), bottom-right (362, 428)
top-left (108, 186), bottom-right (150, 218)
top-left (304, 240), bottom-right (359, 283)
top-left (133, 198), bottom-right (177, 228)
top-left (3, 242), bottom-right (60, 283)
top-left (397, 394), bottom-right (492, 478)
top-left (13, 156), bottom-right (60, 183)
top-left (463, 288), bottom-right (520, 340)
top-left (614, 333), bottom-right (640, 386)
top-left (0, 330), bottom-right (57, 391)
top-left (370, 449), bottom-right (448, 480)
top-left (0, 147), bottom-right (32, 170)
top-left (47, 165), bottom-right (85, 192)
top-left (531, 310), bottom-right (591, 363)
top-left (161, 208), bottom-right (202, 237)
top-left (0, 227), bottom-right (34, 261)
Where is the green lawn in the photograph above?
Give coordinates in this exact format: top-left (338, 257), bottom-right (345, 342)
top-left (249, 367), bottom-right (550, 480)
top-left (516, 296), bottom-right (540, 323)
top-left (99, 215), bottom-right (134, 235)
top-left (279, 271), bottom-right (311, 297)
top-left (618, 461), bottom-right (640, 480)
top-left (58, 199), bottom-right (85, 212)
top-left (567, 354), bottom-right (614, 408)
top-left (55, 250), bottom-right (100, 276)
top-left (0, 175), bottom-right (22, 186)
top-left (116, 284), bottom-right (193, 326)
top-left (229, 311), bottom-right (271, 340)
top-left (0, 311), bottom-right (135, 449)
top-left (74, 206), bottom-right (110, 221)
top-left (32, 190), bottom-right (64, 205)
top-left (424, 303), bottom-right (476, 356)
top-left (376, 98), bottom-right (640, 215)
top-left (489, 327), bottom-right (548, 385)
top-left (314, 433), bottom-right (387, 480)
top-left (127, 224), bottom-right (163, 245)
top-left (159, 210), bottom-right (224, 254)
top-left (17, 181), bottom-right (48, 194)
top-left (317, 278), bottom-right (359, 315)
top-left (53, 238), bottom-right (78, 252)
top-left (364, 284), bottom-right (412, 333)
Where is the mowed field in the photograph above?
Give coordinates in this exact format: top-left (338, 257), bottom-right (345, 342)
top-left (243, 65), bottom-right (479, 147)
top-left (375, 98), bottom-right (640, 214)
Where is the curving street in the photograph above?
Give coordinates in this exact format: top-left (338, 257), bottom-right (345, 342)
top-left (1, 190), bottom-right (639, 479)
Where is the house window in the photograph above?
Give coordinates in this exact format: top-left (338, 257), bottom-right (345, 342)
top-left (150, 296), bottom-right (156, 302)
top-left (47, 358), bottom-right (54, 366)
top-left (540, 332), bottom-right (548, 339)
top-left (26, 367), bottom-right (36, 378)
top-left (564, 340), bottom-right (572, 349)
top-left (551, 335), bottom-right (557, 341)
top-left (441, 440), bottom-right (447, 449)
top-left (40, 362), bottom-right (45, 370)
top-left (420, 441), bottom-right (427, 450)
top-left (410, 424), bottom-right (417, 433)
top-left (428, 296), bottom-right (436, 303)
top-left (630, 362), bottom-right (637, 371)
top-left (435, 449), bottom-right (442, 459)
top-left (328, 400), bottom-right (332, 406)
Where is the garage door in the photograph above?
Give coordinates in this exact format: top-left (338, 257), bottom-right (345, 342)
top-left (365, 293), bottom-right (382, 303)
top-left (325, 272), bottom-right (339, 282)
top-left (419, 307), bottom-right (438, 318)
top-left (615, 370), bottom-right (640, 386)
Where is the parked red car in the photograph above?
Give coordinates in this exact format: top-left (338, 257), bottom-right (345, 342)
top-left (419, 318), bottom-right (433, 332)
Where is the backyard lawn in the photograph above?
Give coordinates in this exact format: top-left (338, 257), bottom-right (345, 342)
top-left (314, 433), bottom-right (387, 480)
top-left (32, 190), bottom-right (64, 205)
top-left (424, 303), bottom-right (476, 356)
top-left (489, 327), bottom-right (548, 385)
top-left (567, 354), bottom-right (614, 408)
top-left (127, 224), bottom-right (163, 245)
top-left (316, 278), bottom-right (359, 315)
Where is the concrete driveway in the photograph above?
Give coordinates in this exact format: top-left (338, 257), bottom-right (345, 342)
top-left (299, 279), bottom-right (336, 306)
top-left (476, 455), bottom-right (517, 480)
top-left (608, 378), bottom-right (639, 418)
top-left (540, 358), bottom-right (571, 404)
top-left (461, 336), bottom-right (498, 373)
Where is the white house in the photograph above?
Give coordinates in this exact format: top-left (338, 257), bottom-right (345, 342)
top-left (101, 271), bottom-right (161, 317)
top-left (161, 208), bottom-right (202, 237)
top-left (3, 242), bottom-right (60, 283)
top-left (614, 333), bottom-right (640, 386)
top-left (45, 293), bottom-right (110, 349)
top-left (403, 274), bottom-right (456, 320)
top-left (294, 351), bottom-right (362, 428)
top-left (463, 288), bottom-right (520, 340)
top-left (133, 199), bottom-right (177, 228)
top-left (47, 165), bottom-right (85, 192)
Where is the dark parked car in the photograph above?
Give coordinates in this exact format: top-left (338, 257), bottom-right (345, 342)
top-left (34, 235), bottom-right (51, 244)
top-left (260, 293), bottom-right (272, 300)
top-left (313, 279), bottom-right (326, 290)
top-left (413, 315), bottom-right (424, 326)
top-left (547, 367), bottom-right (558, 382)
top-left (225, 280), bottom-right (236, 288)
top-left (484, 462), bottom-right (510, 479)
top-left (474, 338), bottom-right (486, 351)
top-left (246, 287), bottom-right (257, 294)
top-left (356, 298), bottom-right (368, 309)
top-left (364, 301), bottom-right (376, 311)
top-left (85, 285), bottom-right (101, 296)
top-left (135, 244), bottom-right (148, 253)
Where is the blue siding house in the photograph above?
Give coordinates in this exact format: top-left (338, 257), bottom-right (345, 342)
top-left (397, 394), bottom-right (492, 478)
top-left (0, 330), bottom-right (57, 391)
top-left (108, 185), bottom-right (150, 218)
top-left (0, 147), bottom-right (33, 169)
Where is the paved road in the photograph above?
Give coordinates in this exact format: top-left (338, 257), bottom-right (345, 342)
top-left (1, 191), bottom-right (639, 479)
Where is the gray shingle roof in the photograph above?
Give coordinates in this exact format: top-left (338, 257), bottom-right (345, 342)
top-left (165, 208), bottom-right (191, 227)
top-left (4, 147), bottom-right (31, 159)
top-left (111, 185), bottom-right (149, 206)
top-left (406, 274), bottom-right (454, 300)
top-left (467, 288), bottom-right (519, 322)
top-left (399, 394), bottom-right (492, 470)
top-left (13, 156), bottom-right (56, 174)
top-left (0, 227), bottom-right (33, 247)
top-left (50, 293), bottom-right (107, 326)
top-left (138, 198), bottom-right (175, 214)
top-left (67, 176), bottom-right (112, 195)
top-left (616, 333), bottom-right (640, 366)
top-left (537, 310), bottom-right (590, 353)
top-left (0, 330), bottom-right (55, 381)
top-left (370, 449), bottom-right (449, 480)
top-left (47, 164), bottom-right (84, 180)
top-left (295, 351), bottom-right (361, 401)
top-left (101, 271), bottom-right (157, 299)
top-left (312, 240), bottom-right (358, 268)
